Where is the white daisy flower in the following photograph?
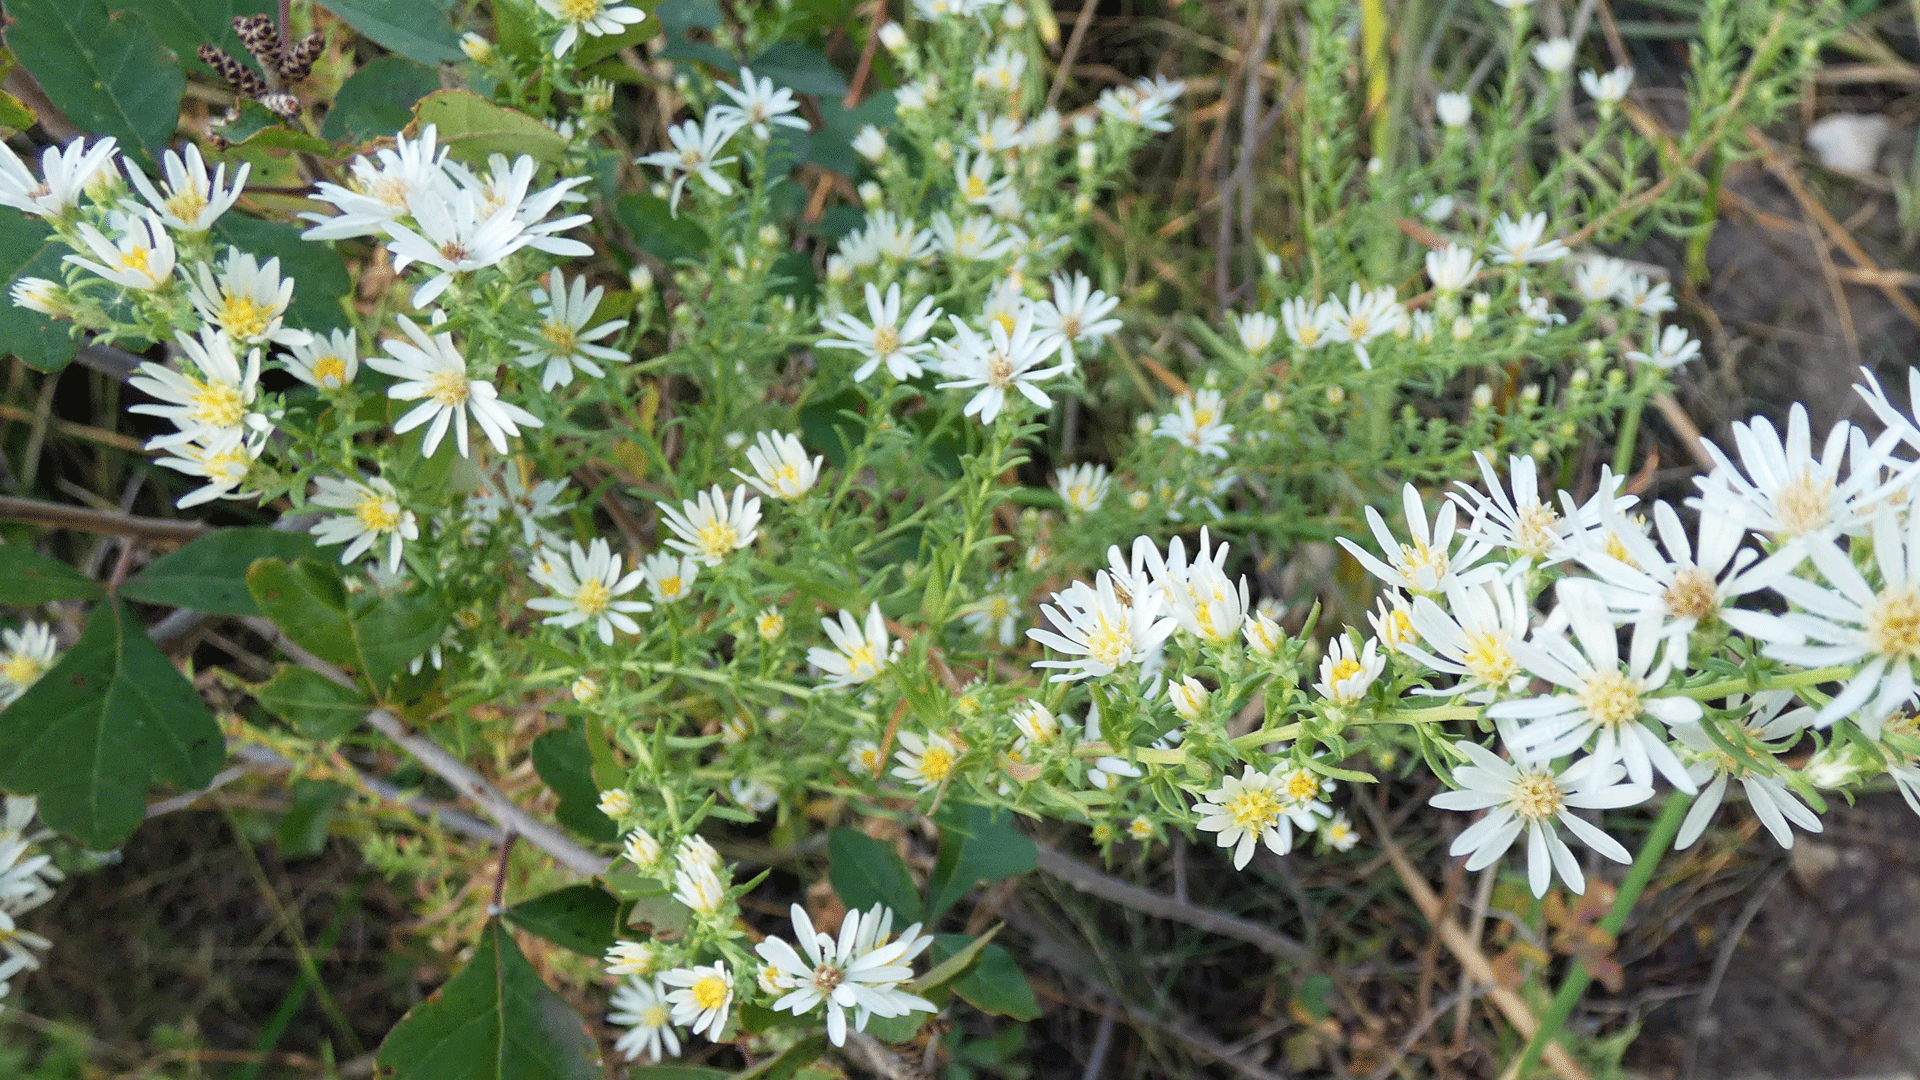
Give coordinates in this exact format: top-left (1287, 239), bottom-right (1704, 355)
top-left (710, 67), bottom-right (808, 140)
top-left (154, 426), bottom-right (266, 508)
top-left (517, 270), bottom-right (629, 390)
top-left (637, 117), bottom-right (740, 215)
top-left (659, 962), bottom-right (734, 1039)
top-left (622, 828), bottom-right (663, 871)
top-left (639, 550), bottom-right (699, 605)
top-left (929, 211), bottom-right (1014, 262)
top-left (819, 282), bottom-right (942, 382)
top-left (188, 248), bottom-right (300, 346)
top-left (1281, 296), bottom-right (1332, 351)
top-left (301, 126), bottom-right (451, 240)
top-left (1033, 271), bottom-right (1122, 372)
top-left (1150, 527), bottom-right (1251, 646)
top-left (609, 977), bottom-right (682, 1062)
top-left (1321, 284), bottom-right (1403, 370)
top-left (1692, 403), bottom-right (1893, 550)
top-left (123, 143), bottom-right (246, 232)
top-left (672, 858), bottom-right (728, 913)
top-left (935, 308), bottom-right (1066, 423)
top-left (844, 740), bottom-right (885, 776)
top-left (309, 476), bottom-right (418, 573)
top-left (1425, 244), bottom-right (1482, 293)
top-left (1435, 91), bottom-right (1471, 128)
top-left (1626, 324), bottom-right (1700, 369)
top-left (851, 123), bottom-right (889, 163)
top-left (1570, 256), bottom-right (1629, 303)
top-left (128, 328), bottom-right (268, 450)
top-left (0, 623), bottom-right (58, 706)
top-left (1403, 576), bottom-right (1531, 700)
top-left (537, 0), bottom-right (646, 57)
top-left (527, 538), bottom-right (650, 645)
top-left (67, 210), bottom-right (176, 290)
top-left (0, 136), bottom-right (118, 218)
top-left (1451, 452), bottom-right (1618, 569)
top-left (1533, 37), bottom-right (1575, 74)
top-left (1430, 741), bottom-right (1652, 896)
top-left (1490, 582), bottom-right (1704, 792)
top-left (1616, 272), bottom-right (1676, 316)
top-left (1672, 698), bottom-right (1822, 850)
top-left (1056, 463), bottom-right (1111, 513)
top-left (366, 316), bottom-right (543, 458)
top-left (280, 328), bottom-right (359, 391)
top-left (1168, 676), bottom-right (1210, 720)
top-left (953, 149), bottom-right (1010, 207)
top-left (383, 182), bottom-right (534, 307)
top-left (659, 484), bottom-right (762, 565)
top-left (892, 730), bottom-right (961, 791)
top-left (1489, 211), bottom-right (1569, 265)
top-left (1193, 766), bottom-right (1294, 869)
top-left (1153, 388), bottom-right (1234, 458)
top-left (1337, 482), bottom-right (1493, 597)
top-left (1580, 65), bottom-right (1634, 104)
top-left (0, 908), bottom-right (51, 974)
top-left (1233, 311), bottom-right (1281, 355)
top-left (1315, 635), bottom-right (1384, 704)
top-left (1244, 609), bottom-right (1286, 656)
top-left (961, 582), bottom-right (1022, 646)
top-left (754, 903), bottom-right (936, 1046)
top-left (1368, 590), bottom-right (1418, 654)
top-left (733, 431), bottom-right (822, 501)
top-left (1028, 571), bottom-right (1177, 682)
top-left (809, 603), bottom-right (896, 688)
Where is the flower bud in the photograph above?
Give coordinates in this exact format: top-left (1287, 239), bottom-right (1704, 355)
top-left (878, 21), bottom-right (908, 53)
top-left (460, 32), bottom-right (494, 64)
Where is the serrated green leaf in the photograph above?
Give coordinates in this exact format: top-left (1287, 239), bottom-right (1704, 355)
top-left (531, 722), bottom-right (620, 842)
top-left (5, 0), bottom-right (185, 159)
top-left (930, 937), bottom-right (1040, 1019)
top-left (0, 599), bottom-right (222, 849)
top-left (506, 885), bottom-right (622, 958)
top-left (927, 803), bottom-right (1036, 919)
top-left (323, 56), bottom-right (442, 143)
top-left (0, 545), bottom-right (103, 604)
top-left (376, 919), bottom-right (602, 1080)
top-left (213, 216), bottom-right (352, 334)
top-left (409, 91), bottom-right (569, 169)
top-left (827, 828), bottom-right (922, 920)
top-left (121, 528), bottom-right (321, 615)
top-left (319, 0), bottom-right (463, 64)
top-left (254, 665), bottom-right (370, 738)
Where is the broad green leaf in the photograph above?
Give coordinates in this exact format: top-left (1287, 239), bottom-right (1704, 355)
top-left (409, 91), bottom-right (569, 169)
top-left (246, 558), bottom-right (446, 697)
top-left (323, 56), bottom-right (442, 143)
top-left (746, 42), bottom-right (847, 97)
top-left (858, 1009), bottom-right (925, 1043)
top-left (254, 665), bottom-right (371, 738)
top-left (275, 778), bottom-right (349, 857)
top-left (5, 0), bottom-right (185, 159)
top-left (912, 924), bottom-right (998, 994)
top-left (0, 599), bottom-right (222, 849)
top-left (505, 885), bottom-right (622, 958)
top-left (318, 0), bottom-right (463, 64)
top-left (532, 722), bottom-right (620, 842)
top-left (227, 126), bottom-right (335, 156)
top-left (930, 937), bottom-right (1040, 1020)
top-left (0, 208), bottom-right (79, 373)
top-left (349, 587), bottom-right (445, 695)
top-left (114, 0), bottom-right (268, 76)
top-left (376, 919), bottom-right (602, 1080)
top-left (615, 193), bottom-right (708, 263)
top-left (926, 803), bottom-right (1036, 919)
top-left (121, 527), bottom-right (321, 615)
top-left (0, 89), bottom-right (35, 131)
top-left (0, 545), bottom-right (103, 605)
top-left (827, 827), bottom-right (921, 920)
top-left (213, 216), bottom-right (353, 334)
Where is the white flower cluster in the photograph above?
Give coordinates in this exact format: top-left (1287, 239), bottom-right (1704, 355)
top-left (0, 797), bottom-right (60, 999)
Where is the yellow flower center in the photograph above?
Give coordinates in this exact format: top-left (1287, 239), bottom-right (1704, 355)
top-left (1325, 657), bottom-right (1364, 685)
top-left (657, 575), bottom-right (684, 600)
top-left (220, 291), bottom-right (272, 339)
top-left (840, 642), bottom-right (878, 675)
top-left (695, 519), bottom-right (739, 559)
top-left (190, 379), bottom-right (247, 428)
top-left (1061, 314), bottom-right (1081, 339)
top-left (917, 744), bottom-right (954, 782)
top-left (1578, 669), bottom-right (1643, 727)
top-left (1081, 612), bottom-right (1130, 670)
top-left (641, 1004), bottom-right (670, 1028)
top-left (365, 175), bottom-right (410, 209)
top-left (690, 975), bottom-right (730, 1011)
top-left (2, 653), bottom-right (48, 687)
top-left (1513, 503), bottom-right (1561, 557)
top-left (1511, 772), bottom-right (1565, 820)
top-left (1773, 467), bottom-right (1833, 537)
top-left (355, 492), bottom-right (402, 533)
top-left (119, 246), bottom-right (153, 275)
top-left (1662, 567), bottom-right (1718, 621)
top-left (870, 324), bottom-right (899, 357)
top-left (985, 351), bottom-right (1015, 387)
top-left (574, 578), bottom-right (612, 616)
top-left (964, 175), bottom-right (989, 201)
top-left (1461, 630), bottom-right (1515, 686)
top-left (1394, 540), bottom-right (1449, 592)
top-left (1868, 586), bottom-right (1920, 660)
top-left (540, 318), bottom-right (579, 355)
top-left (1603, 529), bottom-right (1638, 568)
top-left (427, 368), bottom-right (471, 407)
top-left (1224, 785), bottom-right (1280, 831)
top-left (165, 188), bottom-right (209, 223)
top-left (312, 356), bottom-right (349, 387)
top-left (1283, 769), bottom-right (1321, 802)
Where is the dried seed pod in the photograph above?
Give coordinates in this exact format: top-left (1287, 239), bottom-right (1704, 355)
top-left (279, 29), bottom-right (324, 82)
top-left (231, 13), bottom-right (283, 74)
top-left (259, 92), bottom-right (302, 119)
top-left (198, 44), bottom-right (270, 99)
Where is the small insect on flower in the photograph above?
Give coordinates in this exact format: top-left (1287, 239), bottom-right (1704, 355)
top-left (660, 962), bottom-right (735, 1040)
top-left (733, 431), bottom-right (823, 500)
top-left (809, 603), bottom-right (898, 688)
top-left (309, 476), bottom-right (419, 573)
top-left (659, 484), bottom-right (762, 565)
top-left (1028, 571), bottom-right (1177, 682)
top-left (527, 538), bottom-right (651, 645)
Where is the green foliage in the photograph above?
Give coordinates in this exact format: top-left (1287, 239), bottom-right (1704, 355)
top-left (253, 665), bottom-right (372, 738)
top-left (0, 209), bottom-right (78, 373)
top-left (211, 216), bottom-right (353, 335)
top-left (827, 827), bottom-right (921, 919)
top-left (275, 778), bottom-right (349, 857)
top-left (246, 558), bottom-right (446, 698)
top-left (410, 91), bottom-right (571, 169)
top-left (120, 528), bottom-right (321, 615)
top-left (376, 919), bottom-right (602, 1080)
top-left (0, 545), bottom-right (103, 605)
top-left (323, 56), bottom-right (444, 144)
top-left (930, 937), bottom-right (1040, 1020)
top-left (115, 0), bottom-right (269, 77)
top-left (531, 721), bottom-right (621, 842)
top-left (505, 885), bottom-right (623, 957)
top-left (318, 0), bottom-right (463, 64)
top-left (0, 600), bottom-right (222, 849)
top-left (927, 804), bottom-right (1037, 920)
top-left (4, 0), bottom-right (183, 159)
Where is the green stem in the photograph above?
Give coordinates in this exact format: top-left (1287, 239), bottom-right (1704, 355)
top-left (1610, 393), bottom-right (1645, 478)
top-left (1679, 664), bottom-right (1852, 701)
top-left (1511, 791), bottom-right (1692, 1078)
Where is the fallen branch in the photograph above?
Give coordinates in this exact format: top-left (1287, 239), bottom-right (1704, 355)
top-left (1034, 841), bottom-right (1307, 959)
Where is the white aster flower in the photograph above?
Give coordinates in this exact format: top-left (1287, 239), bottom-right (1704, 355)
top-left (1281, 296), bottom-right (1332, 351)
top-left (154, 426), bottom-right (266, 508)
top-left (733, 431), bottom-right (822, 501)
top-left (280, 328), bottom-right (359, 391)
top-left (0, 623), bottom-right (58, 706)
top-left (672, 857), bottom-right (728, 913)
top-left (309, 476), bottom-right (418, 573)
top-left (659, 484), bottom-right (761, 565)
top-left (754, 903), bottom-right (935, 1046)
top-left (640, 550), bottom-right (700, 604)
top-left (1028, 571), bottom-right (1177, 682)
top-left (1154, 388), bottom-right (1234, 458)
top-left (1570, 256), bottom-right (1629, 303)
top-left (1693, 403), bottom-right (1894, 550)
top-left (1435, 91), bottom-right (1471, 128)
top-left (610, 977), bottom-right (682, 1062)
top-left (1672, 701), bottom-right (1822, 850)
top-left (960, 583), bottom-right (1022, 646)
top-left (660, 963), bottom-right (734, 1039)
top-left (637, 117), bottom-right (740, 215)
top-left (188, 248), bottom-right (300, 346)
top-left (1321, 283), bottom-right (1403, 370)
top-left (1533, 37), bottom-right (1575, 74)
top-left (383, 181), bottom-right (535, 307)
top-left (929, 211), bottom-right (1013, 262)
top-left (1151, 527), bottom-right (1251, 646)
top-left (517, 270), bottom-right (629, 390)
top-left (1233, 311), bottom-right (1281, 355)
top-left (0, 136), bottom-right (118, 218)
top-left (1580, 66), bottom-right (1634, 104)
top-left (1403, 576), bottom-right (1531, 701)
top-left (1490, 582), bottom-right (1704, 791)
top-left (851, 124), bottom-right (889, 163)
top-left (1451, 452), bottom-right (1621, 569)
top-left (892, 730), bottom-right (961, 791)
top-left (128, 329), bottom-right (268, 448)
top-left (1056, 463), bottom-right (1111, 513)
top-left (537, 0), bottom-right (646, 57)
top-left (366, 316), bottom-right (543, 458)
top-left (1315, 635), bottom-right (1384, 704)
top-left (623, 827), bottom-right (663, 870)
top-left (1033, 271), bottom-right (1122, 372)
top-left (1322, 812), bottom-right (1360, 851)
top-left (1168, 676), bottom-right (1210, 720)
top-left (818, 282), bottom-right (942, 382)
top-left (1626, 324), bottom-right (1700, 369)
top-left (711, 68), bottom-right (808, 140)
top-left (810, 603), bottom-right (896, 688)
top-left (1194, 766), bottom-right (1295, 869)
top-left (123, 143), bottom-right (246, 232)
top-left (1490, 211), bottom-right (1569, 265)
top-left (1431, 741), bottom-right (1652, 896)
top-left (0, 909), bottom-right (51, 975)
top-left (1426, 244), bottom-right (1482, 293)
top-left (67, 210), bottom-right (176, 290)
top-left (935, 309), bottom-right (1066, 423)
top-left (1617, 272), bottom-right (1676, 316)
top-left (1244, 609), bottom-right (1286, 656)
top-left (1338, 482), bottom-right (1493, 596)
top-left (528, 538), bottom-right (650, 645)
top-left (300, 126), bottom-right (450, 240)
